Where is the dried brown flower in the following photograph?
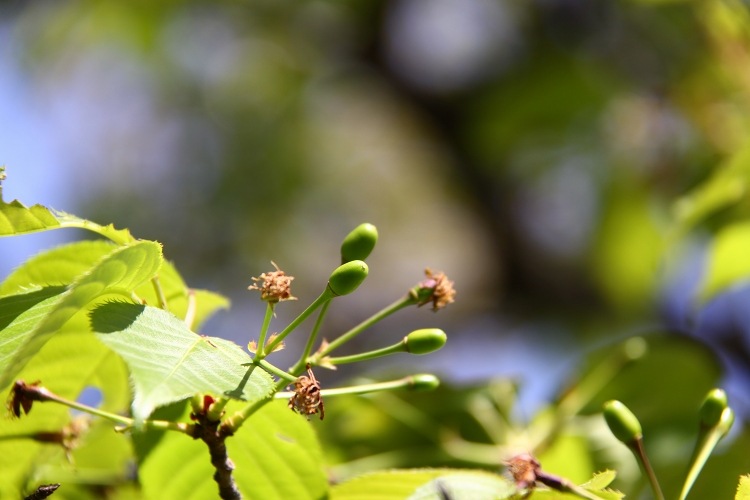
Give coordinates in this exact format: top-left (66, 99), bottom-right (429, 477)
top-left (288, 364), bottom-right (324, 420)
top-left (417, 268), bottom-right (456, 312)
top-left (248, 262), bottom-right (296, 303)
top-left (6, 380), bottom-right (43, 418)
top-left (505, 453), bottom-right (541, 490)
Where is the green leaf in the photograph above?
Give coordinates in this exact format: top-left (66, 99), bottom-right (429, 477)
top-left (138, 400), bottom-right (328, 500)
top-left (736, 475), bottom-right (750, 500)
top-left (0, 312), bottom-right (130, 498)
top-left (89, 302), bottom-right (273, 419)
top-left (699, 221), bottom-right (750, 301)
top-left (673, 144), bottom-right (750, 232)
top-left (407, 471), bottom-right (516, 500)
top-left (134, 263), bottom-right (229, 333)
top-left (0, 239), bottom-right (229, 332)
top-left (0, 197), bottom-right (134, 244)
top-left (0, 241), bottom-right (163, 390)
top-left (0, 240), bottom-right (117, 297)
top-left (329, 469), bottom-right (515, 500)
top-left (580, 471), bottom-right (617, 491)
top-left (330, 470), bottom-right (452, 500)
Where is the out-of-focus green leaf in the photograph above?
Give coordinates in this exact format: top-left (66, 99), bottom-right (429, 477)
top-left (673, 144), bottom-right (750, 232)
top-left (699, 221), bottom-right (750, 301)
top-left (0, 312), bottom-right (130, 498)
top-left (407, 471), bottom-right (516, 500)
top-left (736, 475), bottom-right (750, 500)
top-left (0, 241), bottom-right (163, 390)
top-left (138, 400), bottom-right (327, 500)
top-left (538, 434), bottom-right (595, 485)
top-left (592, 181), bottom-right (662, 311)
top-left (582, 335), bottom-right (721, 434)
top-left (90, 302), bottom-right (273, 419)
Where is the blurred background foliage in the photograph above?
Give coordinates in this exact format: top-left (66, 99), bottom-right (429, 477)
top-left (4, 0), bottom-right (750, 497)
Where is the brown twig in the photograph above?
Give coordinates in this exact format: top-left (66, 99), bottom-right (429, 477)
top-left (191, 397), bottom-right (242, 500)
top-left (24, 484), bottom-right (60, 499)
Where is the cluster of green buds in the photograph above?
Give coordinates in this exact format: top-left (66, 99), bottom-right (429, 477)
top-left (243, 222), bottom-right (454, 421)
top-left (603, 388), bottom-right (734, 500)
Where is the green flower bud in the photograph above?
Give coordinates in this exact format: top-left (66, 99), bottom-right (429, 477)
top-left (409, 374), bottom-right (440, 391)
top-left (328, 260), bottom-right (368, 296)
top-left (341, 223), bottom-right (378, 263)
top-left (404, 328), bottom-right (447, 354)
top-left (718, 407), bottom-right (735, 437)
top-left (699, 388), bottom-right (728, 428)
top-left (603, 400), bottom-right (642, 444)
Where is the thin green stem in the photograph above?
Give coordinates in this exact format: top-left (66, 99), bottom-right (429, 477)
top-left (324, 341), bottom-right (406, 366)
top-left (631, 438), bottom-right (665, 500)
top-left (679, 408), bottom-right (734, 500)
top-left (290, 300), bottom-right (331, 375)
top-left (152, 275), bottom-right (169, 312)
top-left (184, 290), bottom-right (197, 329)
top-left (222, 395), bottom-right (274, 435)
top-left (317, 294), bottom-right (416, 357)
top-left (274, 375), bottom-right (421, 398)
top-left (256, 302), bottom-right (275, 358)
top-left (262, 289), bottom-right (334, 356)
top-left (38, 390), bottom-right (190, 434)
top-left (206, 396), bottom-right (231, 422)
top-left (256, 359), bottom-right (297, 383)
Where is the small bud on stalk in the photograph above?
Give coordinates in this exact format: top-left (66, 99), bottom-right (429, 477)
top-left (699, 388), bottom-right (728, 429)
top-left (404, 329), bottom-right (447, 354)
top-left (603, 400), bottom-right (642, 444)
top-left (328, 260), bottom-right (368, 296)
top-left (341, 223), bottom-right (378, 263)
top-left (409, 374), bottom-right (440, 391)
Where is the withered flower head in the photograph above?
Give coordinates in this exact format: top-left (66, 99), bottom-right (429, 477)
top-left (504, 453), bottom-right (541, 490)
top-left (6, 380), bottom-right (42, 418)
top-left (248, 261), bottom-right (296, 303)
top-left (414, 268), bottom-right (456, 312)
top-left (288, 364), bottom-right (324, 420)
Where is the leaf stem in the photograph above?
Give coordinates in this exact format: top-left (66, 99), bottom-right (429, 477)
top-left (255, 359), bottom-right (297, 383)
top-left (316, 293), bottom-right (416, 358)
top-left (323, 341), bottom-right (406, 366)
top-left (256, 302), bottom-right (275, 358)
top-left (221, 396), bottom-right (273, 435)
top-left (262, 288), bottom-right (334, 356)
top-left (274, 375), bottom-right (424, 398)
top-left (679, 408), bottom-right (735, 500)
top-left (185, 289), bottom-right (197, 329)
top-left (630, 438), bottom-right (665, 500)
top-left (26, 385), bottom-right (191, 434)
top-left (289, 299), bottom-right (331, 375)
top-left (152, 275), bottom-right (169, 312)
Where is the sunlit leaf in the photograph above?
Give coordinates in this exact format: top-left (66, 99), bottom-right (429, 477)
top-left (0, 312), bottom-right (130, 498)
top-left (736, 475), bottom-right (750, 500)
top-left (138, 400), bottom-right (328, 500)
top-left (407, 471), bottom-right (516, 500)
top-left (89, 302), bottom-right (273, 419)
top-left (0, 240), bottom-right (117, 297)
top-left (699, 221), bottom-right (750, 302)
top-left (0, 241), bottom-right (163, 390)
top-left (329, 469), bottom-right (515, 500)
